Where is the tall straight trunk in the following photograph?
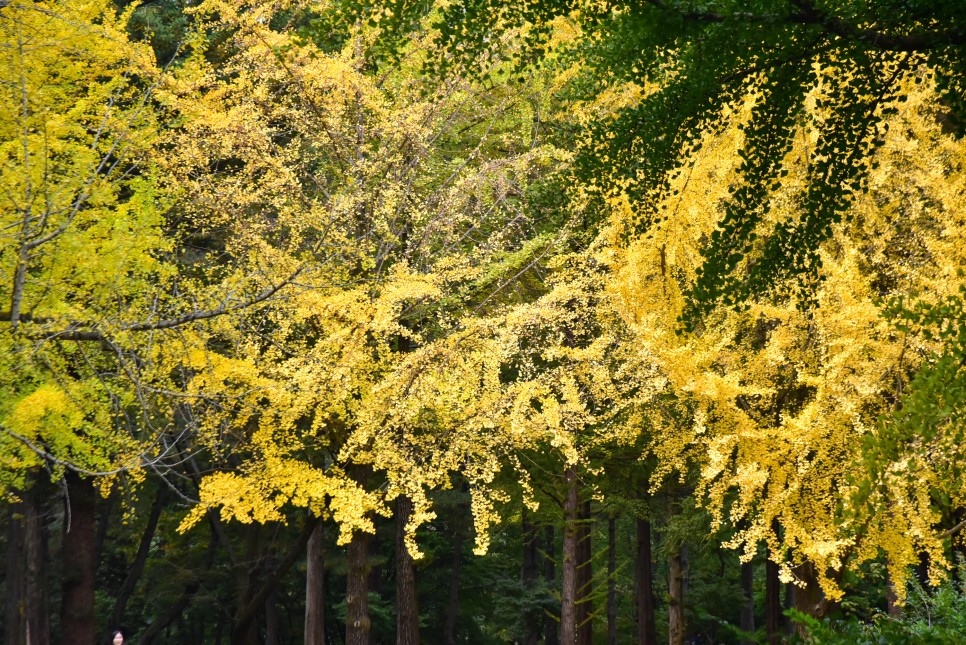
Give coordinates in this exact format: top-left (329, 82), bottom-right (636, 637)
top-left (4, 501), bottom-right (30, 645)
top-left (576, 500), bottom-right (593, 645)
top-left (305, 523), bottom-right (326, 645)
top-left (265, 590), bottom-right (280, 645)
top-left (396, 496), bottom-right (419, 645)
top-left (544, 525), bottom-right (558, 645)
top-left (560, 466), bottom-right (579, 645)
top-left (635, 518), bottom-right (656, 645)
top-left (522, 507), bottom-right (540, 645)
top-left (607, 517), bottom-right (617, 645)
top-left (6, 501), bottom-right (26, 645)
top-left (740, 561), bottom-right (755, 645)
top-left (346, 529), bottom-right (371, 645)
top-left (765, 557), bottom-right (781, 645)
top-left (443, 515), bottom-right (463, 645)
top-left (61, 472), bottom-right (97, 645)
top-left (668, 544), bottom-right (686, 645)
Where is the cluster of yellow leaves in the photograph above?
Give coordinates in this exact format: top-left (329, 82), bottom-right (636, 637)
top-left (168, 1), bottom-right (571, 555)
top-left (606, 71), bottom-right (966, 598)
top-left (0, 1), bottom-right (172, 494)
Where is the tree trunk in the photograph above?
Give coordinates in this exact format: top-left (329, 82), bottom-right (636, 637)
top-left (6, 501), bottom-right (26, 645)
top-left (443, 511), bottom-right (463, 645)
top-left (668, 544), bottom-right (686, 645)
top-left (740, 561), bottom-right (755, 645)
top-left (765, 557), bottom-right (781, 645)
top-left (607, 517), bottom-right (617, 645)
top-left (61, 472), bottom-right (97, 645)
top-left (109, 487), bottom-right (165, 633)
top-left (305, 523), bottom-right (326, 645)
top-left (635, 518), bottom-right (656, 645)
top-left (791, 562), bottom-right (835, 638)
top-left (544, 525), bottom-right (558, 645)
top-left (576, 500), bottom-right (593, 645)
top-left (265, 590), bottom-right (280, 645)
top-left (396, 496), bottom-right (419, 645)
top-left (560, 466), bottom-right (579, 645)
top-left (522, 507), bottom-right (540, 645)
top-left (232, 525), bottom-right (262, 645)
top-left (346, 529), bottom-right (371, 645)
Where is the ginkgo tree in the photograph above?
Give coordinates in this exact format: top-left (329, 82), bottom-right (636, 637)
top-left (604, 68), bottom-right (966, 635)
top-left (161, 2), bottom-right (567, 641)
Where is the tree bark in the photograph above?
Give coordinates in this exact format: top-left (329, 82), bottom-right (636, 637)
top-left (522, 506), bottom-right (540, 645)
top-left (544, 525), bottom-right (558, 645)
top-left (668, 544), bottom-right (686, 645)
top-left (560, 466), bottom-right (579, 645)
top-left (6, 500), bottom-right (27, 645)
top-left (265, 590), bottom-right (281, 645)
top-left (305, 523), bottom-right (326, 645)
top-left (791, 562), bottom-right (835, 638)
top-left (607, 517), bottom-right (617, 645)
top-left (635, 518), bottom-right (656, 645)
top-left (346, 529), bottom-right (372, 645)
top-left (765, 557), bottom-right (781, 645)
top-left (740, 561), bottom-right (755, 645)
top-left (61, 472), bottom-right (97, 645)
top-left (576, 499), bottom-right (593, 645)
top-left (396, 496), bottom-right (419, 645)
top-left (443, 511), bottom-right (464, 645)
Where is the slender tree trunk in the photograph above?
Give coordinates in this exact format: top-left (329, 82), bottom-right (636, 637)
top-left (576, 500), bottom-right (593, 645)
top-left (443, 513), bottom-right (463, 645)
top-left (607, 517), bottom-right (617, 645)
top-left (305, 523), bottom-right (326, 645)
top-left (346, 529), bottom-right (371, 645)
top-left (232, 525), bottom-right (262, 645)
top-left (265, 590), bottom-right (280, 645)
top-left (560, 466), bottom-right (579, 645)
top-left (522, 507), bottom-right (540, 645)
top-left (765, 557), bottom-right (781, 645)
top-left (740, 561), bottom-right (755, 645)
top-left (635, 518), bottom-right (656, 645)
top-left (109, 487), bottom-right (165, 633)
top-left (396, 496), bottom-right (419, 645)
top-left (61, 472), bottom-right (97, 645)
top-left (668, 544), bottom-right (686, 645)
top-left (544, 525), bottom-right (558, 645)
top-left (6, 501), bottom-right (27, 645)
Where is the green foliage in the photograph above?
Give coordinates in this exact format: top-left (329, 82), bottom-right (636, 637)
top-left (791, 584), bottom-right (966, 644)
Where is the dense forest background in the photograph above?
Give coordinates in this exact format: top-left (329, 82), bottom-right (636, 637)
top-left (2, 1), bottom-right (966, 643)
